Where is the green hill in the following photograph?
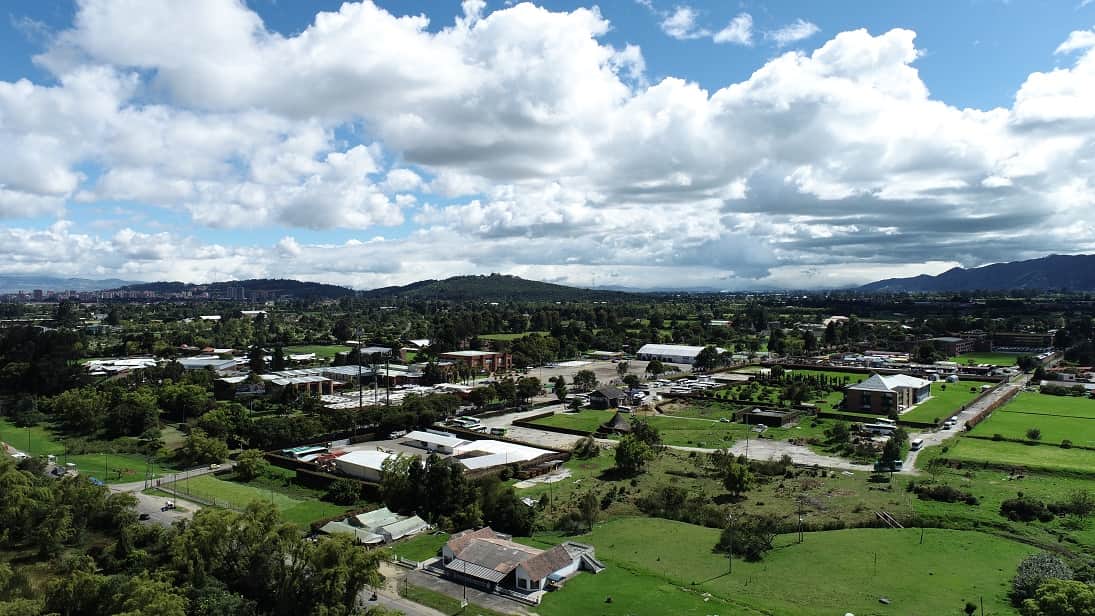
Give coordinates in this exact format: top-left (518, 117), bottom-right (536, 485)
top-left (118, 278), bottom-right (353, 299)
top-left (360, 273), bottom-right (627, 302)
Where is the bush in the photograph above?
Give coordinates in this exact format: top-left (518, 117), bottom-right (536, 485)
top-left (1060, 439), bottom-right (1073, 449)
top-left (325, 478), bottom-right (362, 506)
top-left (993, 433), bottom-right (1005, 441)
top-left (1012, 553), bottom-right (1073, 604)
top-left (1001, 494), bottom-right (1053, 523)
top-left (1026, 427), bottom-right (1042, 441)
top-left (715, 513), bottom-right (781, 561)
top-left (912, 482), bottom-right (979, 506)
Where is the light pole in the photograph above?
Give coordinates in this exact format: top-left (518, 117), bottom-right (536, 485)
top-left (727, 512), bottom-right (734, 574)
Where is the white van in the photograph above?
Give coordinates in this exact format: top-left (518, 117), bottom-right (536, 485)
top-left (910, 438), bottom-right (924, 451)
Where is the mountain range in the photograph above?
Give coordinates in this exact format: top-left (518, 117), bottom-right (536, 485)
top-left (359, 273), bottom-right (628, 302)
top-left (119, 278), bottom-right (354, 299)
top-left (0, 275), bottom-right (137, 294)
top-left (857, 254), bottom-right (1095, 293)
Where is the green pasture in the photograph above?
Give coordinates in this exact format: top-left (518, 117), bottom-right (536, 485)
top-left (533, 517), bottom-right (1031, 616)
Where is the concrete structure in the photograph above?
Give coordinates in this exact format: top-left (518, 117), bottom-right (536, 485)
top-left (992, 331), bottom-right (1054, 351)
top-left (438, 350), bottom-right (512, 373)
top-left (441, 528), bottom-right (602, 594)
top-left (930, 336), bottom-right (973, 356)
top-left (636, 343), bottom-right (726, 365)
top-left (333, 450), bottom-right (400, 482)
top-left (842, 373), bottom-right (932, 415)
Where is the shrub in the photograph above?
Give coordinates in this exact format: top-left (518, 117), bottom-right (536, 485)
top-left (1060, 439), bottom-right (1073, 449)
top-left (715, 513), bottom-right (781, 561)
top-left (912, 482), bottom-right (979, 505)
top-left (1001, 494), bottom-right (1053, 523)
top-left (1026, 427), bottom-right (1042, 441)
top-left (993, 433), bottom-right (1005, 441)
top-left (1012, 553), bottom-right (1073, 604)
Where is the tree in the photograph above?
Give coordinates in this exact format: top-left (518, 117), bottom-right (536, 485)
top-left (553, 376), bottom-right (568, 403)
top-left (721, 458), bottom-right (755, 497)
top-left (468, 387), bottom-right (492, 409)
top-left (271, 346), bottom-right (286, 372)
top-left (1013, 553), bottom-right (1074, 604)
top-left (325, 479), bottom-right (362, 506)
top-left (825, 421), bottom-right (851, 444)
top-left (615, 361), bottom-right (629, 378)
top-left (572, 369), bottom-right (598, 392)
top-left (716, 513), bottom-right (780, 561)
top-left (516, 377), bottom-right (541, 403)
top-left (645, 359), bottom-right (665, 379)
top-left (51, 387), bottom-right (108, 434)
top-left (1065, 489), bottom-right (1095, 522)
top-left (614, 435), bottom-right (654, 474)
top-left (234, 449), bottom-right (268, 481)
top-left (180, 428), bottom-right (228, 466)
top-left (694, 346), bottom-right (720, 371)
top-left (1021, 578), bottom-right (1095, 616)
top-left (881, 435), bottom-right (903, 466)
top-left (629, 418), bottom-right (662, 449)
top-left (159, 383), bottom-right (212, 421)
top-left (623, 374), bottom-right (640, 389)
top-left (1027, 427), bottom-right (1043, 441)
top-left (579, 490), bottom-right (599, 531)
top-left (248, 344), bottom-right (266, 374)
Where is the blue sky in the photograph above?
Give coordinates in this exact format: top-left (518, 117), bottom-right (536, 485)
top-left (1, 1), bottom-right (1094, 289)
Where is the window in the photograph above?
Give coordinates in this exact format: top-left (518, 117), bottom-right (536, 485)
top-left (518, 578), bottom-right (526, 589)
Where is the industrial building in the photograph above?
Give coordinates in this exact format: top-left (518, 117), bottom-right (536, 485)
top-left (636, 343), bottom-right (726, 365)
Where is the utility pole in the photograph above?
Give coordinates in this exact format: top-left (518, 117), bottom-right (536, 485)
top-left (727, 512), bottom-right (734, 574)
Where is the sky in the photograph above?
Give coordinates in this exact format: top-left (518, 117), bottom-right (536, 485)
top-left (1, 1), bottom-right (1094, 291)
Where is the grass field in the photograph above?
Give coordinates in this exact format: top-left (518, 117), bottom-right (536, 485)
top-left (950, 352), bottom-right (1021, 366)
top-left (532, 518), bottom-right (1031, 616)
top-left (998, 392), bottom-right (1095, 418)
top-left (163, 474), bottom-right (350, 527)
top-left (0, 419), bottom-right (177, 483)
top-left (284, 345), bottom-right (350, 359)
top-left (390, 532), bottom-right (449, 562)
top-left (530, 410), bottom-right (614, 433)
top-left (900, 381), bottom-right (981, 423)
top-left (939, 437), bottom-right (1095, 475)
top-left (478, 331), bottom-right (548, 341)
top-left (969, 411), bottom-right (1095, 447)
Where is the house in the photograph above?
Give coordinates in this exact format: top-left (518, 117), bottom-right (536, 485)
top-left (842, 373), bottom-right (932, 415)
top-left (441, 528), bottom-right (603, 595)
top-left (588, 386), bottom-right (626, 409)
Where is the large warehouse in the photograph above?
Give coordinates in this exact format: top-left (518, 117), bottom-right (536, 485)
top-left (637, 343), bottom-right (726, 365)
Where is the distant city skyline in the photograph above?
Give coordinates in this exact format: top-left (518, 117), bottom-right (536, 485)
top-left (1, 1), bottom-right (1094, 290)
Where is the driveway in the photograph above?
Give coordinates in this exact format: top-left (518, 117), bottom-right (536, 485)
top-left (403, 567), bottom-right (531, 615)
top-left (110, 463), bottom-right (233, 527)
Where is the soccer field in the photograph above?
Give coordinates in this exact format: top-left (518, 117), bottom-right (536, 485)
top-left (949, 352), bottom-right (1021, 366)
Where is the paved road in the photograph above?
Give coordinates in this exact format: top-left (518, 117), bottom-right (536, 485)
top-left (903, 374), bottom-right (1029, 471)
top-left (110, 463), bottom-right (233, 527)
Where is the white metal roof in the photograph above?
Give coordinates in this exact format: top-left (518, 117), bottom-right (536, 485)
top-left (637, 343), bottom-right (726, 357)
top-left (334, 450), bottom-right (398, 471)
top-left (404, 430), bottom-right (467, 448)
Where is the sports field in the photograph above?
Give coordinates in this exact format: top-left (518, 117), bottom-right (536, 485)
top-left (284, 345), bottom-right (349, 359)
top-left (530, 410), bottom-right (614, 433)
top-left (163, 474), bottom-right (349, 527)
top-left (949, 352), bottom-right (1021, 366)
top-left (533, 517), bottom-right (1031, 616)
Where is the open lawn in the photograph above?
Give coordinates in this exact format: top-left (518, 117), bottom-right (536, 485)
top-left (900, 381), bottom-right (981, 423)
top-left (478, 331), bottom-right (548, 341)
top-left (950, 352), bottom-right (1021, 366)
top-left (938, 437), bottom-right (1095, 475)
top-left (533, 518), bottom-right (1031, 616)
top-left (284, 345), bottom-right (349, 359)
top-left (530, 409), bottom-right (614, 434)
top-left (0, 419), bottom-right (177, 483)
top-left (390, 532), bottom-right (449, 562)
top-left (163, 474), bottom-right (350, 527)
